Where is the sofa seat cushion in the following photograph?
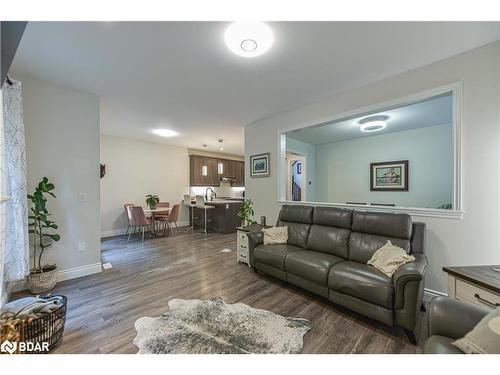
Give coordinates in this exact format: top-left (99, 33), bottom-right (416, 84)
top-left (423, 335), bottom-right (464, 354)
top-left (328, 261), bottom-right (394, 308)
top-left (254, 244), bottom-right (302, 271)
top-left (285, 250), bottom-right (344, 285)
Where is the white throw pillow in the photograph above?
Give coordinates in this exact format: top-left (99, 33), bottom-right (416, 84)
top-left (367, 241), bottom-right (415, 277)
top-left (263, 226), bottom-right (288, 245)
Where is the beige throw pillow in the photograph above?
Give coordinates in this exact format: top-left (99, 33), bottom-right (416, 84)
top-left (263, 226), bottom-right (288, 245)
top-left (452, 308), bottom-right (500, 354)
top-left (367, 241), bottom-right (415, 277)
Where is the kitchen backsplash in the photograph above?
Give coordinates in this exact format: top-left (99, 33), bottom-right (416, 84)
top-left (190, 180), bottom-right (245, 198)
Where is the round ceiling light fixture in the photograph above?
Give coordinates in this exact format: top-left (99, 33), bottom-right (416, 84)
top-left (359, 115), bottom-right (389, 133)
top-left (225, 22), bottom-right (274, 58)
top-left (152, 129), bottom-right (178, 137)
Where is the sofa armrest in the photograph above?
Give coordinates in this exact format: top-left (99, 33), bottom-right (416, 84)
top-left (247, 230), bottom-right (264, 267)
top-left (394, 253), bottom-right (427, 287)
top-left (393, 253), bottom-right (427, 310)
top-left (428, 296), bottom-right (490, 339)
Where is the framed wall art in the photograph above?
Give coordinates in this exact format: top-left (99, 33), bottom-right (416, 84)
top-left (370, 160), bottom-right (408, 191)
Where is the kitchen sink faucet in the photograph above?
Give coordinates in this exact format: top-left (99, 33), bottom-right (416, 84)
top-left (205, 187), bottom-right (216, 201)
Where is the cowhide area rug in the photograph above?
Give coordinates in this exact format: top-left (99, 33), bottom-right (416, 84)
top-left (133, 296), bottom-right (312, 354)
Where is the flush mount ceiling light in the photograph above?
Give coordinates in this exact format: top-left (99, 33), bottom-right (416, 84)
top-left (224, 22), bottom-right (274, 58)
top-left (153, 129), bottom-right (178, 137)
top-left (359, 116), bottom-right (389, 133)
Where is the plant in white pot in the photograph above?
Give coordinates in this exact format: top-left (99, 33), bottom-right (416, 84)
top-left (27, 177), bottom-right (61, 293)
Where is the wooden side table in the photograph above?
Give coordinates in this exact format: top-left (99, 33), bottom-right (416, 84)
top-left (236, 225), bottom-right (271, 266)
top-left (443, 265), bottom-right (500, 310)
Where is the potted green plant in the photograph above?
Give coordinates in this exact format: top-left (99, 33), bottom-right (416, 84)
top-left (237, 199), bottom-right (257, 226)
top-left (145, 194), bottom-right (160, 209)
top-left (27, 177), bottom-right (61, 293)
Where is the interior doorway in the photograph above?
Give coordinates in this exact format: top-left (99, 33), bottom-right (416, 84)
top-left (286, 152), bottom-right (306, 201)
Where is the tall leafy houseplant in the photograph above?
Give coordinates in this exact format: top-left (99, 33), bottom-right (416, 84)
top-left (238, 199), bottom-right (257, 226)
top-left (145, 194), bottom-right (160, 209)
top-left (27, 177), bottom-right (61, 292)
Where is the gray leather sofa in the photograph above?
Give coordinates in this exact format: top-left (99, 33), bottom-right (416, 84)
top-left (423, 296), bottom-right (489, 353)
top-left (247, 204), bottom-right (427, 344)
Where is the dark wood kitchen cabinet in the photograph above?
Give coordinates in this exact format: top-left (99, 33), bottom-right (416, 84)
top-left (225, 160), bottom-right (245, 187)
top-left (190, 155), bottom-right (208, 186)
top-left (189, 155), bottom-right (244, 187)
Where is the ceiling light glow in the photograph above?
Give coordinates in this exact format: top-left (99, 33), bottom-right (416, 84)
top-left (359, 116), bottom-right (389, 133)
top-left (153, 129), bottom-right (178, 137)
top-left (360, 120), bottom-right (387, 132)
top-left (225, 22), bottom-right (273, 58)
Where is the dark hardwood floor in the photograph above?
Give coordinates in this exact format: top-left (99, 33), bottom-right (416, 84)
top-left (14, 228), bottom-right (429, 353)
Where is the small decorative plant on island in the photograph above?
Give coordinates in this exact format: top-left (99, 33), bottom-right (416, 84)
top-left (145, 194), bottom-right (160, 209)
top-left (238, 199), bottom-right (257, 226)
top-left (27, 177), bottom-right (61, 293)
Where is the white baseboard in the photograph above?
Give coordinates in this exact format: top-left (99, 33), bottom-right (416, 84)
top-left (101, 221), bottom-right (190, 238)
top-left (424, 288), bottom-right (448, 297)
top-left (7, 262), bottom-right (102, 294)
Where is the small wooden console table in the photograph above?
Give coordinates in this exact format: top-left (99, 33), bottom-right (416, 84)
top-left (443, 265), bottom-right (500, 310)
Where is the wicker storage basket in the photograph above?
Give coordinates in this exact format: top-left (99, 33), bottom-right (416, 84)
top-left (28, 268), bottom-right (57, 293)
top-left (11, 295), bottom-right (67, 354)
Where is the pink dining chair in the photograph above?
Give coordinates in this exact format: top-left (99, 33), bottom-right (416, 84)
top-left (155, 201), bottom-right (170, 218)
top-left (128, 206), bottom-right (152, 243)
top-left (124, 203), bottom-right (134, 238)
top-left (158, 204), bottom-right (180, 236)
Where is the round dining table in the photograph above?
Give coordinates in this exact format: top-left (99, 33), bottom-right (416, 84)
top-left (143, 207), bottom-right (172, 236)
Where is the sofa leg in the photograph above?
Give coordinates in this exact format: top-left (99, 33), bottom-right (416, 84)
top-left (420, 303), bottom-right (426, 312)
top-left (404, 329), bottom-right (417, 345)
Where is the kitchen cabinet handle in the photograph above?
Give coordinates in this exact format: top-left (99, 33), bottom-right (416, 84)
top-left (474, 293), bottom-right (500, 307)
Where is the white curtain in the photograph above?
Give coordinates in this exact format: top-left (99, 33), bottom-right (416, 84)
top-left (1, 80), bottom-right (29, 282)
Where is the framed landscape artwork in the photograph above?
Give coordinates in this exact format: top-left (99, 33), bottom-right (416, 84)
top-left (250, 152), bottom-right (270, 177)
top-left (370, 160), bottom-right (408, 191)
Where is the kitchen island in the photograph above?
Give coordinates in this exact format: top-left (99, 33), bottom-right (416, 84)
top-left (190, 198), bottom-right (243, 234)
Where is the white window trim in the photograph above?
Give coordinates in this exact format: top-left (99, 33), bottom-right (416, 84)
top-left (277, 81), bottom-right (464, 219)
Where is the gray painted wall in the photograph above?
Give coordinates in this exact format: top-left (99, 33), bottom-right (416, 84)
top-left (18, 74), bottom-right (101, 277)
top-left (245, 42), bottom-right (500, 294)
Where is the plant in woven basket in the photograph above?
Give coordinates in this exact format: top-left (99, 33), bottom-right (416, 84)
top-left (238, 199), bottom-right (257, 226)
top-left (27, 177), bottom-right (60, 292)
top-left (145, 194), bottom-right (160, 209)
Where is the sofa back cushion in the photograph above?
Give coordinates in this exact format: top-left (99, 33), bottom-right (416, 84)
top-left (349, 211), bottom-right (412, 263)
top-left (305, 207), bottom-right (352, 258)
top-left (307, 225), bottom-right (351, 258)
top-left (313, 206), bottom-right (352, 229)
top-left (278, 205), bottom-right (314, 248)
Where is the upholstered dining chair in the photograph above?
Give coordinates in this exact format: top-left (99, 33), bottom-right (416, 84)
top-left (158, 204), bottom-right (180, 236)
top-left (155, 201), bottom-right (170, 217)
top-left (124, 203), bottom-right (134, 237)
top-left (128, 206), bottom-right (152, 243)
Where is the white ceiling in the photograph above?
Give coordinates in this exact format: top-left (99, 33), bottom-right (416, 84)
top-left (287, 93), bottom-right (452, 145)
top-left (11, 22), bottom-right (500, 155)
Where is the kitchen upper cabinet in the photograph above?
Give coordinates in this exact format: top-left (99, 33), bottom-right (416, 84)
top-left (189, 155), bottom-right (244, 187)
top-left (190, 155), bottom-right (207, 186)
top-left (225, 160), bottom-right (244, 187)
top-left (205, 158), bottom-right (220, 186)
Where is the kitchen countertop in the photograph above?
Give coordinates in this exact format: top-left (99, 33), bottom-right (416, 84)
top-left (205, 200), bottom-right (243, 205)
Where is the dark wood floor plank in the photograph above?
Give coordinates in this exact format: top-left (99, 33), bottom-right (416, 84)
top-left (12, 227), bottom-right (428, 354)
